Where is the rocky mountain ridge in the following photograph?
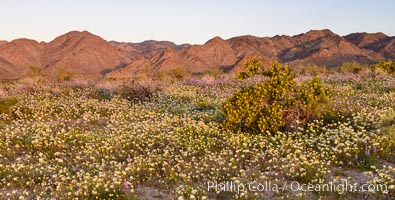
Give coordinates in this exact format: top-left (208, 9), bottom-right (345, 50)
top-left (0, 29), bottom-right (393, 79)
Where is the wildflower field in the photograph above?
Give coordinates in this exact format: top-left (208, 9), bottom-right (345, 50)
top-left (0, 71), bottom-right (394, 199)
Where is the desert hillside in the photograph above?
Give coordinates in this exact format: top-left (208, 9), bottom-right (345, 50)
top-left (0, 29), bottom-right (394, 79)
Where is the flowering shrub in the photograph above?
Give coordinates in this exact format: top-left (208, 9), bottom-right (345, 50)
top-left (371, 61), bottom-right (395, 74)
top-left (222, 58), bottom-right (331, 134)
top-left (297, 77), bottom-right (332, 123)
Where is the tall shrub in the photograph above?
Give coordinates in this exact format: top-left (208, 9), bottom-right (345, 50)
top-left (221, 57), bottom-right (331, 135)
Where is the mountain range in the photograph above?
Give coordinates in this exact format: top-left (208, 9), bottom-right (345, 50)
top-left (0, 29), bottom-right (394, 79)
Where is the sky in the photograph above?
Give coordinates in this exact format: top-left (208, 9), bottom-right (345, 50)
top-left (0, 0), bottom-right (394, 44)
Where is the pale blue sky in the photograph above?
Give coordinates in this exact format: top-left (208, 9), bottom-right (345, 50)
top-left (0, 0), bottom-right (394, 44)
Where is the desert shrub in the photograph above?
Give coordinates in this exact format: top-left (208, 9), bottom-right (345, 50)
top-left (293, 65), bottom-right (329, 76)
top-left (221, 57), bottom-right (332, 135)
top-left (371, 60), bottom-right (395, 74)
top-left (116, 80), bottom-right (159, 102)
top-left (25, 66), bottom-right (46, 86)
top-left (164, 67), bottom-right (191, 80)
top-left (334, 62), bottom-right (368, 74)
top-left (237, 56), bottom-right (265, 80)
top-left (152, 67), bottom-right (191, 81)
top-left (192, 68), bottom-right (225, 77)
top-left (53, 68), bottom-right (74, 82)
top-left (297, 76), bottom-right (332, 122)
top-left (0, 97), bottom-right (18, 114)
top-left (205, 68), bottom-right (224, 77)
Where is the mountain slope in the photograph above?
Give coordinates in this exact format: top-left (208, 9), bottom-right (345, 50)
top-left (109, 29), bottom-right (391, 77)
top-left (110, 40), bottom-right (190, 60)
top-left (42, 31), bottom-right (130, 77)
top-left (344, 32), bottom-right (395, 59)
top-left (279, 34), bottom-right (383, 67)
top-left (344, 32), bottom-right (388, 48)
top-left (0, 29), bottom-right (394, 80)
top-left (0, 39), bottom-right (44, 79)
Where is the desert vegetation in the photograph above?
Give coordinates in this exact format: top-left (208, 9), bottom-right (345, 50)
top-left (222, 57), bottom-right (331, 134)
top-left (0, 59), bottom-right (394, 200)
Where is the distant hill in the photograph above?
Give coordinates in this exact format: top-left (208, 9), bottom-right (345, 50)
top-left (0, 30), bottom-right (394, 79)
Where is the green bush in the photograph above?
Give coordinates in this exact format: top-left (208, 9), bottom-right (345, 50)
top-left (237, 57), bottom-right (265, 80)
top-left (371, 60), bottom-right (395, 74)
top-left (0, 97), bottom-right (18, 114)
top-left (221, 57), bottom-right (332, 135)
top-left (297, 76), bottom-right (332, 122)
